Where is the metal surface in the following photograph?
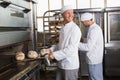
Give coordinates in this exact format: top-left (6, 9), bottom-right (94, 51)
top-left (104, 7), bottom-right (120, 77)
top-left (31, 2), bottom-right (38, 51)
top-left (107, 12), bottom-right (120, 42)
top-left (43, 9), bottom-right (61, 46)
top-left (0, 0), bottom-right (39, 79)
top-left (105, 7), bottom-right (120, 12)
top-left (0, 31), bottom-right (30, 46)
top-left (104, 48), bottom-right (120, 76)
top-left (0, 0), bottom-right (30, 27)
top-left (74, 8), bottom-right (103, 13)
top-left (0, 58), bottom-right (41, 80)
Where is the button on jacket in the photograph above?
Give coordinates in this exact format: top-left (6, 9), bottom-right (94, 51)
top-left (79, 23), bottom-right (103, 64)
top-left (50, 21), bottom-right (81, 70)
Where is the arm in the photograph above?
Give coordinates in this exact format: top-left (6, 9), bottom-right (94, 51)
top-left (79, 28), bottom-right (99, 51)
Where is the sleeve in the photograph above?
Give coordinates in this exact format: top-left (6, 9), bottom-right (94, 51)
top-left (79, 28), bottom-right (99, 51)
top-left (50, 44), bottom-right (58, 52)
top-left (53, 27), bottom-right (81, 61)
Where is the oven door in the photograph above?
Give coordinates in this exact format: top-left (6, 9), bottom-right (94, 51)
top-left (104, 12), bottom-right (120, 76)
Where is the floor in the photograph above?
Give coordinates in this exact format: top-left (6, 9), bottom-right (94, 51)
top-left (40, 70), bottom-right (120, 80)
top-left (40, 61), bottom-right (120, 80)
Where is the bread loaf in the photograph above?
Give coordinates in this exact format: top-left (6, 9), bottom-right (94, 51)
top-left (28, 50), bottom-right (38, 59)
top-left (15, 52), bottom-right (25, 61)
top-left (40, 49), bottom-right (50, 56)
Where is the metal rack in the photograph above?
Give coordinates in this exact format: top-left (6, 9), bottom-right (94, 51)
top-left (42, 9), bottom-right (82, 46)
top-left (43, 9), bottom-right (63, 46)
top-left (42, 10), bottom-right (63, 72)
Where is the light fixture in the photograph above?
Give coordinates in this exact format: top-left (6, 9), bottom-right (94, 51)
top-left (0, 0), bottom-right (31, 13)
top-left (23, 8), bottom-right (31, 13)
top-left (0, 0), bottom-right (10, 8)
top-left (24, 0), bottom-right (32, 2)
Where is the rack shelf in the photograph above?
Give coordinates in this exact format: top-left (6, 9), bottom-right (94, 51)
top-left (43, 10), bottom-right (63, 46)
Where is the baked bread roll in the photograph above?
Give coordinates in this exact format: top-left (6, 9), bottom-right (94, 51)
top-left (15, 52), bottom-right (25, 61)
top-left (27, 50), bottom-right (38, 59)
top-left (40, 49), bottom-right (50, 56)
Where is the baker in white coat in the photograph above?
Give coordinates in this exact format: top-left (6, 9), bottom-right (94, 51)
top-left (47, 5), bottom-right (81, 80)
top-left (79, 13), bottom-right (103, 80)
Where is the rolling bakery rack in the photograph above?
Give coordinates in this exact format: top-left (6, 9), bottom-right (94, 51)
top-left (42, 9), bottom-right (62, 72)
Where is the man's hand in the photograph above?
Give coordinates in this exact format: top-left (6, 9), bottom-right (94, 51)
top-left (48, 52), bottom-right (55, 60)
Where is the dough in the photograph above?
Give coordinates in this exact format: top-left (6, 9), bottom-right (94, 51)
top-left (28, 50), bottom-right (38, 59)
top-left (40, 49), bottom-right (50, 56)
top-left (16, 52), bottom-right (25, 61)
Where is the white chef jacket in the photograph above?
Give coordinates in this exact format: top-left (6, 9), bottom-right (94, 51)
top-left (50, 21), bottom-right (81, 70)
top-left (79, 23), bottom-right (103, 64)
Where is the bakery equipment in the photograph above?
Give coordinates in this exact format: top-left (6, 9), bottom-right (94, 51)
top-left (0, 0), bottom-right (41, 80)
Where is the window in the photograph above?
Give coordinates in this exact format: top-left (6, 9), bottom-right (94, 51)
top-left (109, 13), bottom-right (120, 40)
top-left (91, 0), bottom-right (104, 8)
top-left (50, 0), bottom-right (61, 10)
top-left (107, 0), bottom-right (120, 7)
top-left (37, 0), bottom-right (48, 16)
top-left (77, 0), bottom-right (90, 9)
top-left (64, 0), bottom-right (77, 9)
top-left (37, 0), bottom-right (120, 32)
top-left (37, 18), bottom-right (43, 32)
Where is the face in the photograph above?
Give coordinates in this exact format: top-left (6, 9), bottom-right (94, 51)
top-left (81, 20), bottom-right (91, 27)
top-left (62, 9), bottom-right (74, 24)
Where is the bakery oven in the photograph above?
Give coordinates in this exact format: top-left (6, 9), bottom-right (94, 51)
top-left (0, 0), bottom-right (41, 80)
top-left (0, 54), bottom-right (41, 80)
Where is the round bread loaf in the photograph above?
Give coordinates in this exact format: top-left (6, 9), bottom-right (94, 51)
top-left (15, 52), bottom-right (25, 61)
top-left (40, 49), bottom-right (50, 56)
top-left (28, 50), bottom-right (38, 59)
